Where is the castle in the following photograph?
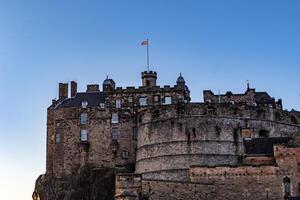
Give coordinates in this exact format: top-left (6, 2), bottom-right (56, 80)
top-left (33, 71), bottom-right (300, 200)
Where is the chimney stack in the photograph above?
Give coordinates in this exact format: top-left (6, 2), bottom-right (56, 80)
top-left (71, 81), bottom-right (77, 97)
top-left (59, 83), bottom-right (68, 100)
top-left (86, 84), bottom-right (100, 92)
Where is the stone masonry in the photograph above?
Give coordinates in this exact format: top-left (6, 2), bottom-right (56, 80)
top-left (33, 71), bottom-right (300, 200)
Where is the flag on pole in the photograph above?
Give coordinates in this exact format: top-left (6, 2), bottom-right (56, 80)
top-left (141, 40), bottom-right (148, 45)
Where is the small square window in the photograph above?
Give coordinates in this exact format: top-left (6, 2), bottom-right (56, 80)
top-left (112, 113), bottom-right (118, 124)
top-left (128, 97), bottom-right (133, 103)
top-left (80, 113), bottom-right (88, 124)
top-left (80, 129), bottom-right (88, 141)
top-left (55, 133), bottom-right (61, 143)
top-left (153, 95), bottom-right (160, 102)
top-left (112, 127), bottom-right (118, 140)
top-left (139, 97), bottom-right (148, 106)
top-left (297, 163), bottom-right (300, 172)
top-left (121, 151), bottom-right (129, 159)
top-left (82, 101), bottom-right (88, 108)
top-left (100, 103), bottom-right (105, 109)
top-left (162, 96), bottom-right (172, 105)
top-left (116, 99), bottom-right (121, 108)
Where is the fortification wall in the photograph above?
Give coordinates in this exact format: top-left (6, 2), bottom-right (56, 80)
top-left (188, 145), bottom-right (300, 199)
top-left (136, 103), bottom-right (300, 180)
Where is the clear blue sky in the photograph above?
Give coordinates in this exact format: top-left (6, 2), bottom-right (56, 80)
top-left (0, 0), bottom-right (299, 199)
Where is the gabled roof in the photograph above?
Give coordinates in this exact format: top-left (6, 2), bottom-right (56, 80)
top-left (55, 92), bottom-right (105, 109)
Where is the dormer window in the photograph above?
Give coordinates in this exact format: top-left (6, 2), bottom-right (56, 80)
top-left (111, 113), bottom-right (118, 124)
top-left (82, 101), bottom-right (88, 108)
top-left (139, 97), bottom-right (148, 106)
top-left (80, 113), bottom-right (88, 125)
top-left (116, 99), bottom-right (121, 108)
top-left (80, 129), bottom-right (88, 141)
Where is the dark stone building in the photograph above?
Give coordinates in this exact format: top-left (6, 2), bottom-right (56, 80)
top-left (33, 71), bottom-right (300, 200)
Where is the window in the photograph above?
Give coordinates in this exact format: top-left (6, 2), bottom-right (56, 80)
top-left (80, 129), bottom-right (88, 141)
top-left (139, 97), bottom-right (148, 106)
top-left (230, 100), bottom-right (235, 105)
top-left (80, 113), bottom-right (88, 125)
top-left (162, 96), bottom-right (172, 105)
top-left (116, 99), bottom-right (121, 108)
top-left (82, 101), bottom-right (88, 108)
top-left (132, 127), bottom-right (138, 140)
top-left (121, 151), bottom-right (129, 159)
top-left (112, 127), bottom-right (118, 140)
top-left (153, 95), bottom-right (160, 102)
top-left (100, 103), bottom-right (105, 109)
top-left (275, 112), bottom-right (281, 121)
top-left (128, 97), bottom-right (133, 103)
top-left (283, 177), bottom-right (291, 197)
top-left (55, 133), bottom-right (61, 143)
top-left (146, 80), bottom-right (150, 86)
top-left (259, 130), bottom-right (269, 138)
top-left (291, 116), bottom-right (298, 124)
top-left (111, 113), bottom-right (118, 124)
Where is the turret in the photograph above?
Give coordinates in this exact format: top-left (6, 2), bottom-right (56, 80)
top-left (103, 76), bottom-right (116, 92)
top-left (176, 73), bottom-right (185, 88)
top-left (141, 71), bottom-right (157, 87)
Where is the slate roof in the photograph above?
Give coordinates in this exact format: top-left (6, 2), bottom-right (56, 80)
top-left (254, 92), bottom-right (273, 103)
top-left (244, 137), bottom-right (291, 155)
top-left (55, 92), bottom-right (105, 109)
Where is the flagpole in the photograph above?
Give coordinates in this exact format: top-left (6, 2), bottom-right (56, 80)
top-left (147, 39), bottom-right (149, 71)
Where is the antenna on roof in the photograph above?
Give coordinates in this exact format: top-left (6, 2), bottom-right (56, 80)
top-left (106, 75), bottom-right (109, 80)
top-left (218, 89), bottom-right (221, 103)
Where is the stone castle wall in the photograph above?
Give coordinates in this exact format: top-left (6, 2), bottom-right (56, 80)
top-left (136, 103), bottom-right (300, 180)
top-left (50, 106), bottom-right (137, 176)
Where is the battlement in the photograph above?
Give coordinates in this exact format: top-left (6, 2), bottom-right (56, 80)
top-left (203, 88), bottom-right (282, 109)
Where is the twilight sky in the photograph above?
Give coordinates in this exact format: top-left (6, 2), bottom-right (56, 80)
top-left (0, 0), bottom-right (300, 199)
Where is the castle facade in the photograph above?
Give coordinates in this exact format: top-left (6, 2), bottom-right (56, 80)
top-left (33, 71), bottom-right (300, 200)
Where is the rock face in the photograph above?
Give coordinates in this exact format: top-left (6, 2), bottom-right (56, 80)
top-left (33, 166), bottom-right (116, 200)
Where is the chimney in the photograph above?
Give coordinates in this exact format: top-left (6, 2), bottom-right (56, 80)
top-left (86, 84), bottom-right (100, 92)
top-left (59, 83), bottom-right (68, 100)
top-left (71, 81), bottom-right (77, 97)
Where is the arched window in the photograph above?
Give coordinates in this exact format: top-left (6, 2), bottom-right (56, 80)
top-left (283, 177), bottom-right (291, 198)
top-left (291, 116), bottom-right (298, 124)
top-left (275, 112), bottom-right (281, 121)
top-left (259, 130), bottom-right (269, 138)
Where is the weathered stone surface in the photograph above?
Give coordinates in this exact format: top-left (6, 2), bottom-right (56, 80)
top-left (33, 72), bottom-right (300, 200)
